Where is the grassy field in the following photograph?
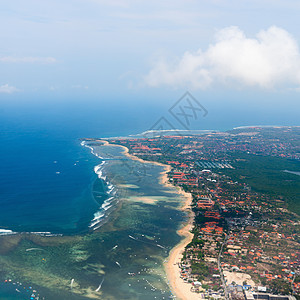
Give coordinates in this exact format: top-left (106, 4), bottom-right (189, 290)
top-left (220, 153), bottom-right (300, 215)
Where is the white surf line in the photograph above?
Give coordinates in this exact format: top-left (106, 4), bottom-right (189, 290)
top-left (95, 277), bottom-right (105, 292)
top-left (0, 229), bottom-right (15, 235)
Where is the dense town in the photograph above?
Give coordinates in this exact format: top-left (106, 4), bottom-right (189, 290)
top-left (108, 126), bottom-right (300, 300)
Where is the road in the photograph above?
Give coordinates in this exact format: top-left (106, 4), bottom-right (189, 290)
top-left (218, 233), bottom-right (230, 300)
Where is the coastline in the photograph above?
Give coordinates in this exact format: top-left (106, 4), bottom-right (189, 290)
top-left (102, 140), bottom-right (196, 300)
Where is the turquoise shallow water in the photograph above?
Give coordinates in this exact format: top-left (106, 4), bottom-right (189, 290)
top-left (0, 142), bottom-right (186, 299)
top-left (0, 281), bottom-right (38, 300)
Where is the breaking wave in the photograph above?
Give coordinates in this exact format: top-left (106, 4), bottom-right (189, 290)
top-left (82, 140), bottom-right (120, 231)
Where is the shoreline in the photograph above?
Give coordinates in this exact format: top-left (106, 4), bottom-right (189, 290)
top-left (101, 140), bottom-right (196, 300)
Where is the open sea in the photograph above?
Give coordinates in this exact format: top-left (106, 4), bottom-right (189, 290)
top-left (1, 85), bottom-right (300, 299)
top-left (0, 101), bottom-right (187, 299)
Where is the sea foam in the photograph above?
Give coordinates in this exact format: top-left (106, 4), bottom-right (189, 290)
top-left (0, 229), bottom-right (15, 236)
top-left (82, 140), bottom-right (119, 231)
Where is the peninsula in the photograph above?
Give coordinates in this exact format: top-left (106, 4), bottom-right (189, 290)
top-left (107, 126), bottom-right (300, 300)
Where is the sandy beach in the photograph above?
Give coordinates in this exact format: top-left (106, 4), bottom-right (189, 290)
top-left (164, 193), bottom-right (198, 300)
top-left (101, 140), bottom-right (197, 300)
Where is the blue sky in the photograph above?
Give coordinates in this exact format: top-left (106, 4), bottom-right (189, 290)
top-left (0, 0), bottom-right (300, 127)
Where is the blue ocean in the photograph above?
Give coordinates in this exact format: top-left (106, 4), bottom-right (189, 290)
top-left (0, 99), bottom-right (187, 299)
top-left (1, 96), bottom-right (298, 299)
top-left (0, 117), bottom-right (102, 234)
top-left (0, 100), bottom-right (152, 234)
top-left (0, 97), bottom-right (213, 234)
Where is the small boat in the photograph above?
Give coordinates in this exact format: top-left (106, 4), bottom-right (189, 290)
top-left (95, 277), bottom-right (104, 292)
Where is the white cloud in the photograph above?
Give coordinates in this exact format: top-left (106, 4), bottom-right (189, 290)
top-left (0, 56), bottom-right (56, 63)
top-left (0, 84), bottom-right (19, 94)
top-left (145, 26), bottom-right (300, 90)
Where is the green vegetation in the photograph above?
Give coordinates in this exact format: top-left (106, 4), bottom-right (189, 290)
top-left (108, 127), bottom-right (300, 297)
top-left (191, 262), bottom-right (209, 279)
top-left (221, 152), bottom-right (300, 214)
top-left (269, 279), bottom-right (292, 295)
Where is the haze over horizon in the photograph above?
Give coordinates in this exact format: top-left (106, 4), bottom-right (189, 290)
top-left (1, 0), bottom-right (300, 130)
top-left (0, 3), bottom-right (299, 300)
